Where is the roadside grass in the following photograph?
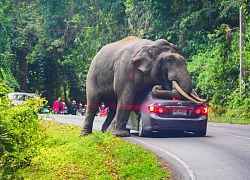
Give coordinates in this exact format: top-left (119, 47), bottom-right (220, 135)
top-left (209, 110), bottom-right (250, 125)
top-left (16, 121), bottom-right (169, 180)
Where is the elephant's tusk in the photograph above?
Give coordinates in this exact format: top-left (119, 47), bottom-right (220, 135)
top-left (190, 94), bottom-right (207, 103)
top-left (172, 81), bottom-right (201, 104)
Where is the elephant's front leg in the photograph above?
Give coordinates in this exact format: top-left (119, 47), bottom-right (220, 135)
top-left (80, 106), bottom-right (99, 136)
top-left (107, 93), bottom-right (134, 137)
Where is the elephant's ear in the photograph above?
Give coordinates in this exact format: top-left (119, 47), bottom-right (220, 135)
top-left (132, 45), bottom-right (158, 73)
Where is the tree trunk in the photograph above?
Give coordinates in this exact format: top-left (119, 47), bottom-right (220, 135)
top-left (63, 82), bottom-right (67, 102)
top-left (18, 50), bottom-right (28, 92)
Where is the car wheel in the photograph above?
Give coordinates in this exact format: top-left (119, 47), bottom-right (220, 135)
top-left (138, 115), bottom-right (147, 137)
top-left (194, 130), bottom-right (206, 137)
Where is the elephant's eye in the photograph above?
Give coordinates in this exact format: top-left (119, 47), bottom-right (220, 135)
top-left (166, 57), bottom-right (172, 63)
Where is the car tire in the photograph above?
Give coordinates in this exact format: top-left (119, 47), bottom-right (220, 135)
top-left (194, 130), bottom-right (206, 137)
top-left (138, 115), bottom-right (147, 137)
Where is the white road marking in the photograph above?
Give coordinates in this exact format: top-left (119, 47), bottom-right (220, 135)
top-left (128, 137), bottom-right (197, 180)
top-left (209, 130), bottom-right (250, 140)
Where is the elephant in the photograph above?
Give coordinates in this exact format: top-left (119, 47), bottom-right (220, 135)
top-left (80, 36), bottom-right (206, 137)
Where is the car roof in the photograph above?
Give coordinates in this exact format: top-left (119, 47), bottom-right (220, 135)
top-left (141, 90), bottom-right (201, 106)
top-left (8, 92), bottom-right (40, 100)
top-left (8, 92), bottom-right (40, 106)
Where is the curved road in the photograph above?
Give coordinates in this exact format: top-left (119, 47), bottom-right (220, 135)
top-left (43, 114), bottom-right (250, 180)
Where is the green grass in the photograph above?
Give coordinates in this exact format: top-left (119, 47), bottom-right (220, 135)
top-left (16, 121), bottom-right (169, 180)
top-left (208, 113), bottom-right (250, 125)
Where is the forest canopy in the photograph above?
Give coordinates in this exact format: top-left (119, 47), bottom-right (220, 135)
top-left (0, 0), bottom-right (249, 115)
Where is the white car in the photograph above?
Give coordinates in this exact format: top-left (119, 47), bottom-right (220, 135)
top-left (8, 92), bottom-right (40, 106)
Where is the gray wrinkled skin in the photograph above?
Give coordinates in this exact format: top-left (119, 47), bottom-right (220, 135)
top-left (81, 36), bottom-right (192, 137)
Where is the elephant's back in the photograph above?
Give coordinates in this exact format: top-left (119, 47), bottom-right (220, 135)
top-left (86, 37), bottom-right (152, 93)
top-left (113, 36), bottom-right (141, 45)
top-left (89, 37), bottom-right (151, 70)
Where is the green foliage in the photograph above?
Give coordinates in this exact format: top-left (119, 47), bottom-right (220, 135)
top-left (0, 0), bottom-right (250, 119)
top-left (16, 121), bottom-right (169, 179)
top-left (189, 24), bottom-right (240, 105)
top-left (0, 52), bottom-right (18, 89)
top-left (0, 84), bottom-right (44, 179)
top-left (190, 10), bottom-right (250, 118)
top-left (209, 109), bottom-right (250, 125)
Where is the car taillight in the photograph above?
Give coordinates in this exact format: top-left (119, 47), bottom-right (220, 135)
top-left (148, 104), bottom-right (165, 114)
top-left (193, 105), bottom-right (208, 115)
top-left (172, 98), bottom-right (180, 101)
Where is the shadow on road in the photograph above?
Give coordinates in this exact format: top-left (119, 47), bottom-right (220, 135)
top-left (130, 131), bottom-right (212, 138)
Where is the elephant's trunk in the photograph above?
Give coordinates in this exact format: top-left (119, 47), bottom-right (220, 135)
top-left (152, 85), bottom-right (183, 99)
top-left (152, 81), bottom-right (206, 104)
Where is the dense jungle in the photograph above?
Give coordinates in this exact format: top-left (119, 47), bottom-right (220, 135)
top-left (0, 0), bottom-right (249, 119)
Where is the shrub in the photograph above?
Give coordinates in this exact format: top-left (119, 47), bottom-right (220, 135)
top-left (0, 83), bottom-right (44, 179)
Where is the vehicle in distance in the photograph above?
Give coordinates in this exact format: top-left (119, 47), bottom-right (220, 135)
top-left (8, 92), bottom-right (50, 113)
top-left (8, 92), bottom-right (40, 106)
top-left (127, 90), bottom-right (208, 137)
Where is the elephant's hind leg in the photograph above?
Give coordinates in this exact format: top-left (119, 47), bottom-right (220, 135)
top-left (106, 82), bottom-right (135, 137)
top-left (107, 106), bottom-right (132, 137)
top-left (101, 108), bottom-right (116, 132)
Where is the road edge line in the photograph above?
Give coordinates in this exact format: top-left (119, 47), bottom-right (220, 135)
top-left (128, 137), bottom-right (197, 180)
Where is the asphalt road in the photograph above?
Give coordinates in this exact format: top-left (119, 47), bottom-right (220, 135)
top-left (42, 114), bottom-right (250, 180)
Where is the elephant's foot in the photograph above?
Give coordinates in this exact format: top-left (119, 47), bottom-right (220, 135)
top-left (107, 128), bottom-right (131, 137)
top-left (80, 129), bottom-right (92, 137)
top-left (101, 125), bottom-right (108, 133)
top-left (115, 129), bottom-right (131, 137)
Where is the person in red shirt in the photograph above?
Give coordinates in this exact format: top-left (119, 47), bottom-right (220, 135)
top-left (52, 97), bottom-right (62, 114)
top-left (99, 103), bottom-right (108, 116)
